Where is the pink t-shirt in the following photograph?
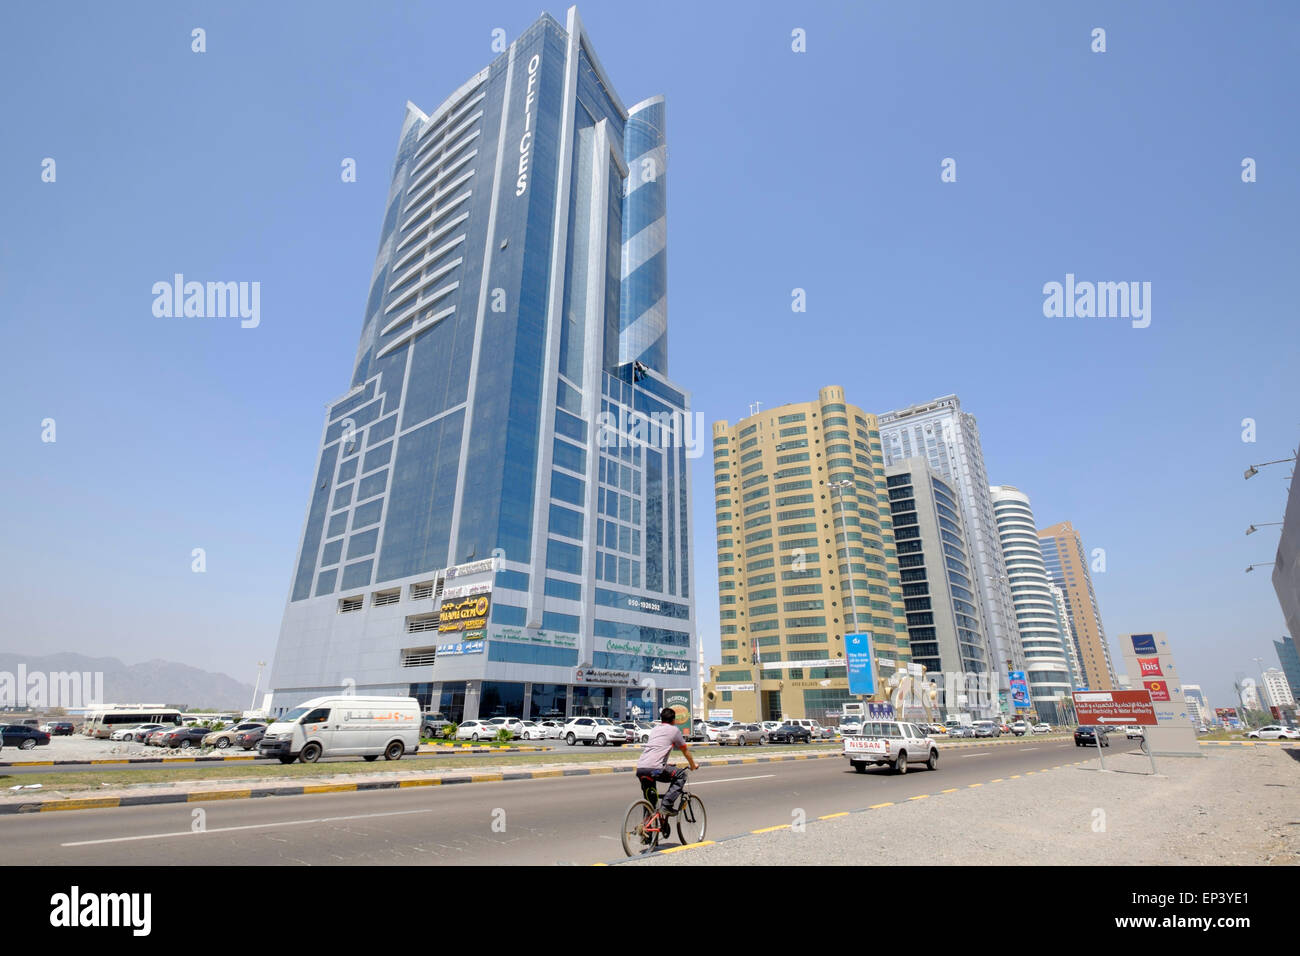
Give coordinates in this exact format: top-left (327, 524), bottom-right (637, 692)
top-left (636, 722), bottom-right (686, 770)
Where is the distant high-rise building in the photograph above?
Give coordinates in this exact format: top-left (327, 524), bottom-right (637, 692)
top-left (704, 386), bottom-right (910, 723)
top-left (1262, 668), bottom-right (1296, 709)
top-left (1276, 635), bottom-right (1300, 701)
top-left (1038, 521), bottom-right (1115, 690)
top-left (1049, 582), bottom-right (1084, 687)
top-left (1183, 683), bottom-right (1210, 726)
top-left (886, 459), bottom-right (993, 715)
top-left (265, 7), bottom-right (697, 720)
top-left (878, 396), bottom-right (1024, 715)
top-left (990, 486), bottom-right (1075, 724)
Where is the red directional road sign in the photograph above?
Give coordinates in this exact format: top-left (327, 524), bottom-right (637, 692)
top-left (1072, 690), bottom-right (1158, 726)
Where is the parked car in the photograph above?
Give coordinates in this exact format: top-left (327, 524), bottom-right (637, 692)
top-left (1011, 721), bottom-right (1029, 736)
top-left (620, 721), bottom-right (651, 743)
top-left (972, 720), bottom-right (1000, 738)
top-left (1125, 726), bottom-right (1145, 740)
top-left (700, 720), bottom-right (735, 743)
top-left (563, 716), bottom-right (627, 746)
top-left (455, 720), bottom-right (495, 741)
top-left (420, 712), bottom-right (451, 738)
top-left (40, 721), bottom-right (75, 735)
top-left (536, 720), bottom-right (566, 739)
top-left (128, 723), bottom-right (169, 743)
top-left (768, 722), bottom-right (812, 744)
top-left (236, 728), bottom-right (266, 750)
top-left (1, 725), bottom-right (51, 750)
top-left (109, 725), bottom-right (141, 741)
top-left (145, 728), bottom-right (173, 746)
top-left (998, 723), bottom-right (1012, 735)
top-left (486, 717), bottom-right (524, 738)
top-left (718, 723), bottom-right (765, 746)
top-left (1074, 725), bottom-right (1111, 747)
top-left (843, 720), bottom-right (938, 775)
top-left (1033, 723), bottom-right (1051, 734)
top-left (202, 722), bottom-right (267, 750)
top-left (154, 726), bottom-right (210, 749)
top-left (1247, 725), bottom-right (1300, 740)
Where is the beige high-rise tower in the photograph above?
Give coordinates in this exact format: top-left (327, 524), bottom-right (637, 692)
top-left (1037, 521), bottom-right (1115, 690)
top-left (703, 386), bottom-right (911, 723)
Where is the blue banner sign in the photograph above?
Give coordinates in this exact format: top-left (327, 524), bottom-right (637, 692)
top-left (846, 633), bottom-right (875, 696)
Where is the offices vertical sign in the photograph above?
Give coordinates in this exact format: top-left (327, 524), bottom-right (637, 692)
top-left (515, 53), bottom-right (540, 197)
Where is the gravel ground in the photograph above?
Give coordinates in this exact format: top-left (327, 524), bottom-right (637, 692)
top-left (630, 747), bottom-right (1300, 866)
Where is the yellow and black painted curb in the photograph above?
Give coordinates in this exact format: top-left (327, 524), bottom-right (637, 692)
top-left (0, 749), bottom-right (849, 816)
top-left (0, 744), bottom-right (552, 769)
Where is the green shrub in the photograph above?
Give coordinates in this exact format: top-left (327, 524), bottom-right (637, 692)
top-left (494, 728), bottom-right (513, 744)
top-left (442, 722), bottom-right (458, 740)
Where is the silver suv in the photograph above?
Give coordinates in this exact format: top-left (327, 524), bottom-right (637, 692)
top-left (842, 720), bottom-right (939, 775)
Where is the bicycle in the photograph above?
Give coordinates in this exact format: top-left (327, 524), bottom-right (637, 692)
top-left (620, 770), bottom-right (707, 856)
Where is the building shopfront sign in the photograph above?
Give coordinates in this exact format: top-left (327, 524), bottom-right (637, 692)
top-left (599, 638), bottom-right (689, 659)
top-left (515, 53), bottom-right (540, 196)
top-left (648, 659), bottom-right (690, 675)
top-left (761, 659), bottom-right (845, 671)
top-left (435, 639), bottom-right (485, 657)
top-left (438, 584), bottom-right (491, 640)
top-left (444, 558), bottom-right (497, 580)
top-left (715, 683), bottom-right (755, 692)
top-left (574, 668), bottom-right (638, 687)
top-left (495, 627), bottom-right (578, 648)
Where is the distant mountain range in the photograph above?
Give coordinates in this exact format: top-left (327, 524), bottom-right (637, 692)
top-left (0, 651), bottom-right (256, 711)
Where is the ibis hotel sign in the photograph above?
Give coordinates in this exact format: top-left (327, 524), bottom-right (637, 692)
top-left (438, 583), bottom-right (491, 640)
top-left (1117, 631), bottom-right (1200, 756)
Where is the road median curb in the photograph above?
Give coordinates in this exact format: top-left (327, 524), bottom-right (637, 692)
top-left (0, 748), bottom-right (846, 816)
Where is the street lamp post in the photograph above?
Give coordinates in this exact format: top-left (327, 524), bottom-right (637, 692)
top-left (1243, 455), bottom-right (1296, 479)
top-left (250, 661), bottom-right (267, 713)
top-left (831, 478), bottom-right (867, 716)
top-left (1245, 522), bottom-right (1283, 535)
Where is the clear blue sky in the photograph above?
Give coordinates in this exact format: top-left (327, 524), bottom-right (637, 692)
top-left (2, 1), bottom-right (1296, 712)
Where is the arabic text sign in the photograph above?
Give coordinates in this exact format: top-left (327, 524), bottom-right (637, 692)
top-left (1072, 690), bottom-right (1158, 726)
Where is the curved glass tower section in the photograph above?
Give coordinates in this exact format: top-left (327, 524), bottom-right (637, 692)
top-left (619, 96), bottom-right (668, 373)
top-left (990, 486), bottom-right (1074, 724)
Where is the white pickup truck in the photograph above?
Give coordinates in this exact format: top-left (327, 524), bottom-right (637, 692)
top-left (842, 720), bottom-right (939, 775)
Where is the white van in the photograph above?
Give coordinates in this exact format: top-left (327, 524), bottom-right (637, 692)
top-left (258, 696), bottom-right (420, 764)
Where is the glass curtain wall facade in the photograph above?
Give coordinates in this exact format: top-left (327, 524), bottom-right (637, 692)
top-left (885, 459), bottom-right (993, 717)
top-left (990, 486), bottom-right (1074, 724)
top-left (704, 386), bottom-right (910, 724)
top-left (878, 396), bottom-right (1025, 715)
top-left (266, 8), bottom-right (695, 717)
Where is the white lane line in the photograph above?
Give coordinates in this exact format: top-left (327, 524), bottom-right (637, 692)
top-left (60, 808), bottom-right (435, 847)
top-left (1019, 747), bottom-right (1038, 751)
top-left (691, 774), bottom-right (776, 786)
top-left (958, 752), bottom-right (991, 757)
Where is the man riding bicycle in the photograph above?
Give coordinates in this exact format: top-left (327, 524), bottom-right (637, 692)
top-left (635, 707), bottom-right (698, 813)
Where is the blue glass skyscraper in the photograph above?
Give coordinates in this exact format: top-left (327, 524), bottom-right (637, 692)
top-left (266, 7), bottom-right (697, 722)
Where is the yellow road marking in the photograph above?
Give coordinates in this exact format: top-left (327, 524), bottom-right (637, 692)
top-left (909, 794), bottom-right (929, 801)
top-left (819, 812), bottom-right (849, 819)
top-left (660, 840), bottom-right (715, 854)
top-left (751, 824), bottom-right (790, 833)
top-left (470, 773), bottom-right (504, 783)
top-left (968, 783), bottom-right (982, 788)
top-left (990, 778), bottom-right (1003, 783)
top-left (941, 788), bottom-right (958, 793)
top-left (302, 783), bottom-right (358, 794)
top-left (869, 802), bottom-right (894, 809)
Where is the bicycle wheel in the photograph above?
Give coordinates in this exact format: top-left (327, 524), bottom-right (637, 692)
top-left (677, 793), bottom-right (707, 845)
top-left (621, 800), bottom-right (659, 857)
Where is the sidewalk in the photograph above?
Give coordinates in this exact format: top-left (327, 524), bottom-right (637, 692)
top-left (628, 746), bottom-right (1299, 866)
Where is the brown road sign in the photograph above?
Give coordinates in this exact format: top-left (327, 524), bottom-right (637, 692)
top-left (1072, 690), bottom-right (1158, 726)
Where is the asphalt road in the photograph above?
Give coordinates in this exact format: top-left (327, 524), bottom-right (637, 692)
top-left (1, 738), bottom-right (1094, 865)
